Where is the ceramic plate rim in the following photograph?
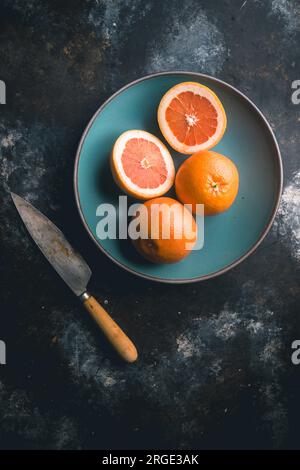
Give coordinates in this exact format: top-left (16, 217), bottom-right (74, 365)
top-left (74, 71), bottom-right (283, 284)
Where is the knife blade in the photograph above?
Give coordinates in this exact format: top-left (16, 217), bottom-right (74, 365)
top-left (11, 193), bottom-right (138, 363)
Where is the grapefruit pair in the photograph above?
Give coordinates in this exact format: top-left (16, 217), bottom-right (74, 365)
top-left (129, 150), bottom-right (239, 264)
top-left (110, 130), bottom-right (198, 263)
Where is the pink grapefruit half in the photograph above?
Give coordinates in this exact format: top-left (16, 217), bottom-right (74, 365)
top-left (111, 130), bottom-right (175, 200)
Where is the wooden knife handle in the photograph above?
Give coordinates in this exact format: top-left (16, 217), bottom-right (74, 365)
top-left (82, 294), bottom-right (138, 363)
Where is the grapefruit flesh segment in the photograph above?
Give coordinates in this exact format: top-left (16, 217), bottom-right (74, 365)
top-left (157, 82), bottom-right (227, 154)
top-left (122, 138), bottom-right (168, 189)
top-left (111, 130), bottom-right (175, 200)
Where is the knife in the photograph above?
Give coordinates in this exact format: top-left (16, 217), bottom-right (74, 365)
top-left (11, 193), bottom-right (138, 363)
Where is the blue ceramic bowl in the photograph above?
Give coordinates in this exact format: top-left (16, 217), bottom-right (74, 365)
top-left (74, 72), bottom-right (282, 283)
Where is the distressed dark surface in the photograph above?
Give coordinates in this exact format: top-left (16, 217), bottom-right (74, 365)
top-left (0, 0), bottom-right (299, 450)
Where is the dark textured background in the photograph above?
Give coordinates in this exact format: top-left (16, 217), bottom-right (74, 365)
top-left (0, 0), bottom-right (299, 450)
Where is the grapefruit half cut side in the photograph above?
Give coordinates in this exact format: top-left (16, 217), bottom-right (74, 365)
top-left (111, 130), bottom-right (175, 200)
top-left (157, 82), bottom-right (227, 154)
